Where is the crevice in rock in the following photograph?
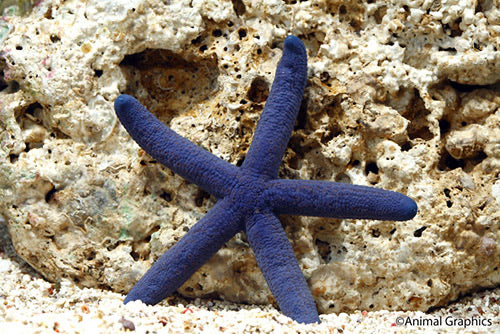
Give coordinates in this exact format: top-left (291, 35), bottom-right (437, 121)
top-left (0, 220), bottom-right (41, 277)
top-left (293, 97), bottom-right (309, 132)
top-left (0, 66), bottom-right (7, 92)
top-left (439, 119), bottom-right (451, 137)
top-left (320, 123), bottom-right (342, 145)
top-left (315, 238), bottom-right (330, 263)
top-left (231, 0), bottom-right (246, 16)
top-left (447, 79), bottom-right (500, 93)
top-left (373, 5), bottom-right (387, 24)
top-left (438, 148), bottom-right (487, 172)
top-left (49, 130), bottom-right (70, 140)
top-left (0, 66), bottom-right (20, 93)
top-left (334, 172), bottom-right (351, 183)
top-left (402, 89), bottom-right (434, 141)
top-left (44, 184), bottom-right (57, 204)
top-left (17, 102), bottom-right (47, 152)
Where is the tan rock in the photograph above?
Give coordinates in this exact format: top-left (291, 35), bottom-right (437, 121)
top-left (0, 0), bottom-right (499, 315)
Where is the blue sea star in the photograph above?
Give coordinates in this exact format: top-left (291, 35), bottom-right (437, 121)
top-left (114, 35), bottom-right (417, 324)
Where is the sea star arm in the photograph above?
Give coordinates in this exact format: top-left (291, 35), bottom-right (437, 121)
top-left (265, 179), bottom-right (418, 221)
top-left (245, 211), bottom-right (320, 324)
top-left (242, 35), bottom-right (308, 178)
top-left (125, 198), bottom-right (243, 305)
top-left (114, 94), bottom-right (238, 199)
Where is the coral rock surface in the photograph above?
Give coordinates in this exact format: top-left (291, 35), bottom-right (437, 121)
top-left (1, 0), bottom-right (499, 314)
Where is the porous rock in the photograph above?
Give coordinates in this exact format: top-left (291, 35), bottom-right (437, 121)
top-left (0, 0), bottom-right (499, 314)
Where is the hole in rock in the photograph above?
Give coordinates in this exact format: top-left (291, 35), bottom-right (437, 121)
top-left (17, 102), bottom-right (46, 143)
top-left (9, 154), bottom-right (18, 163)
top-left (191, 35), bottom-right (203, 45)
top-left (44, 6), bottom-right (53, 19)
top-left (320, 72), bottom-right (330, 82)
top-left (413, 226), bottom-right (427, 237)
top-left (238, 29), bottom-right (247, 39)
top-left (160, 191), bottom-right (172, 202)
top-left (438, 151), bottom-right (465, 171)
top-left (438, 149), bottom-right (486, 172)
top-left (119, 48), bottom-right (219, 123)
top-left (236, 155), bottom-right (245, 167)
top-left (247, 77), bottom-right (269, 103)
top-left (446, 17), bottom-right (463, 37)
top-left (401, 141), bottom-right (412, 151)
top-left (130, 250), bottom-right (140, 261)
top-left (0, 63), bottom-right (20, 94)
top-left (86, 251), bottom-right (96, 261)
top-left (439, 119), bottom-right (451, 137)
top-left (194, 189), bottom-right (211, 207)
top-left (365, 162), bottom-right (379, 175)
top-left (24, 102), bottom-right (43, 119)
top-left (50, 34), bottom-right (60, 43)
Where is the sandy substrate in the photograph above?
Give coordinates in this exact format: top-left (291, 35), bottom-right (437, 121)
top-left (0, 222), bottom-right (499, 334)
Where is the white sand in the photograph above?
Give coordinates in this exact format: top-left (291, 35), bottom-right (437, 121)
top-left (1, 222), bottom-right (499, 334)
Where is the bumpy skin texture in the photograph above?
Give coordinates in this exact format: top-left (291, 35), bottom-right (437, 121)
top-left (114, 36), bottom-right (417, 324)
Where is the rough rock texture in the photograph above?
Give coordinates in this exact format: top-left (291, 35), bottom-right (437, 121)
top-left (0, 0), bottom-right (499, 315)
